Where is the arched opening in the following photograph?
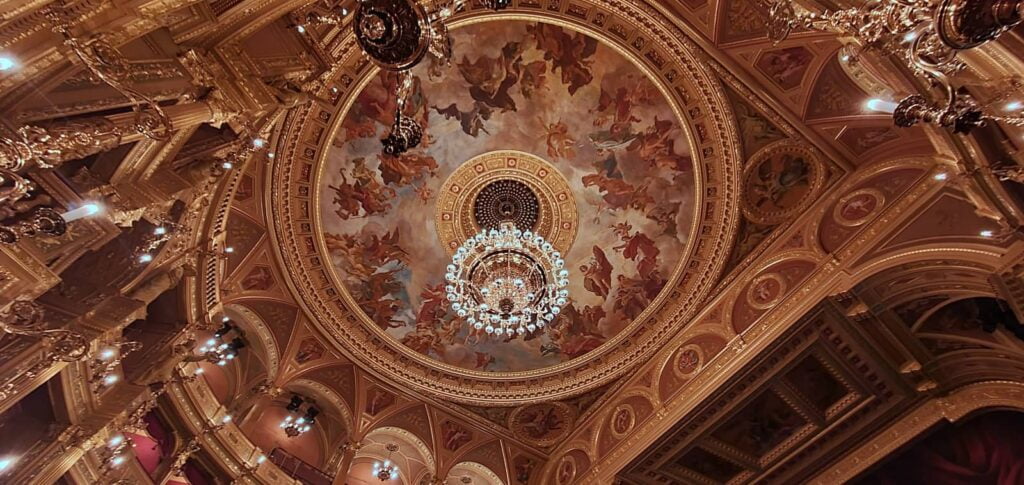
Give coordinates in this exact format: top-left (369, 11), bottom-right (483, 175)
top-left (852, 410), bottom-right (1024, 484)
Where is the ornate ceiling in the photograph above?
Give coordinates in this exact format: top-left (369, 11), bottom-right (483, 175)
top-left (272, 3), bottom-right (743, 404)
top-left (1, 0), bottom-right (1024, 484)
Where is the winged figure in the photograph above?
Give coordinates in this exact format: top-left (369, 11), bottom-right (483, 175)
top-left (456, 41), bottom-right (523, 113)
top-left (580, 245), bottom-right (612, 299)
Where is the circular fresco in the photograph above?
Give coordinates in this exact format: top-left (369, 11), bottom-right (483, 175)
top-left (741, 141), bottom-right (824, 225)
top-left (508, 402), bottom-right (575, 446)
top-left (319, 20), bottom-right (695, 372)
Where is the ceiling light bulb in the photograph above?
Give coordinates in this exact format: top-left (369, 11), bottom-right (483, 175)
top-left (222, 415), bottom-right (232, 423)
top-left (0, 57), bottom-right (14, 71)
top-left (257, 454), bottom-right (267, 464)
top-left (296, 25), bottom-right (306, 33)
top-left (866, 98), bottom-right (898, 113)
top-left (980, 229), bottom-right (995, 237)
top-left (253, 138), bottom-right (266, 148)
top-left (933, 172), bottom-right (948, 181)
top-left (222, 161), bottom-right (234, 170)
top-left (222, 316), bottom-right (230, 322)
top-left (0, 456), bottom-right (14, 471)
top-left (1006, 101), bottom-right (1022, 111)
top-left (195, 368), bottom-right (205, 375)
top-left (111, 455), bottom-right (126, 466)
top-left (154, 226), bottom-right (167, 235)
top-left (224, 246), bottom-right (235, 253)
top-left (138, 253), bottom-right (153, 263)
top-left (60, 203), bottom-right (103, 222)
top-left (103, 374), bottom-right (119, 385)
top-left (108, 435), bottom-right (124, 447)
top-left (99, 348), bottom-right (116, 360)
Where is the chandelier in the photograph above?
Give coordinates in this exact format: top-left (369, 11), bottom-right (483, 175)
top-left (279, 395), bottom-right (319, 437)
top-left (196, 319), bottom-right (245, 366)
top-left (767, 0), bottom-right (1024, 133)
top-left (446, 222), bottom-right (569, 338)
top-left (351, 0), bottom-right (509, 155)
top-left (373, 443), bottom-right (400, 481)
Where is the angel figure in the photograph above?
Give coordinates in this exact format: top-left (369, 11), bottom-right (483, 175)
top-left (414, 183), bottom-right (434, 204)
top-left (433, 102), bottom-right (493, 137)
top-left (580, 245), bottom-right (612, 299)
top-left (539, 117), bottom-right (576, 160)
top-left (456, 41), bottom-right (523, 113)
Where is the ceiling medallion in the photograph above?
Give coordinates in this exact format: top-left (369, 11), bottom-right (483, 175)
top-left (435, 151), bottom-right (578, 257)
top-left (473, 179), bottom-right (540, 232)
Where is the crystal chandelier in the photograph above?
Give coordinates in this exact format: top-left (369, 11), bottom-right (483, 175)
top-left (196, 319), bottom-right (245, 366)
top-left (279, 395), bottom-right (319, 437)
top-left (767, 0), bottom-right (1024, 133)
top-left (373, 443), bottom-right (400, 481)
top-left (446, 222), bottom-right (569, 338)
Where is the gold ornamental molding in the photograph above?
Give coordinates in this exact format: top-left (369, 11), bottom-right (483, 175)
top-left (435, 150), bottom-right (578, 256)
top-left (267, 0), bottom-right (743, 405)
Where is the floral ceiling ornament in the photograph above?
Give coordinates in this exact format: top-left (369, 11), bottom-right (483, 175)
top-left (353, 0), bottom-right (509, 154)
top-left (767, 0), bottom-right (1024, 133)
top-left (446, 222), bottom-right (569, 338)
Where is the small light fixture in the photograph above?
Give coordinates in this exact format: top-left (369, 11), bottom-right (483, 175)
top-left (1006, 101), bottom-right (1023, 111)
top-left (296, 25), bottom-right (306, 33)
top-left (341, 7), bottom-right (348, 15)
top-left (224, 246), bottom-right (235, 254)
top-left (257, 454), bottom-right (267, 464)
top-left (99, 347), bottom-right (117, 360)
top-left (268, 152), bottom-right (276, 159)
top-left (60, 203), bottom-right (102, 222)
top-left (102, 374), bottom-right (119, 386)
top-left (221, 161), bottom-right (234, 170)
top-left (866, 98), bottom-right (899, 113)
top-left (980, 229), bottom-right (995, 238)
top-left (0, 57), bottom-right (15, 71)
top-left (933, 172), bottom-right (948, 181)
top-left (0, 456), bottom-right (15, 472)
top-left (138, 253), bottom-right (154, 263)
top-left (221, 414), bottom-right (232, 423)
top-left (108, 435), bottom-right (124, 448)
top-left (111, 455), bottom-right (126, 467)
top-left (195, 367), bottom-right (205, 375)
top-left (153, 226), bottom-right (167, 235)
top-left (252, 138), bottom-right (266, 148)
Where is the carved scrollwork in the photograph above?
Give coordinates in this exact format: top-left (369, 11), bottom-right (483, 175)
top-left (45, 5), bottom-right (173, 141)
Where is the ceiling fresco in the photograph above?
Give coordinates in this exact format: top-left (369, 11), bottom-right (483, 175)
top-left (318, 20), bottom-right (695, 372)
